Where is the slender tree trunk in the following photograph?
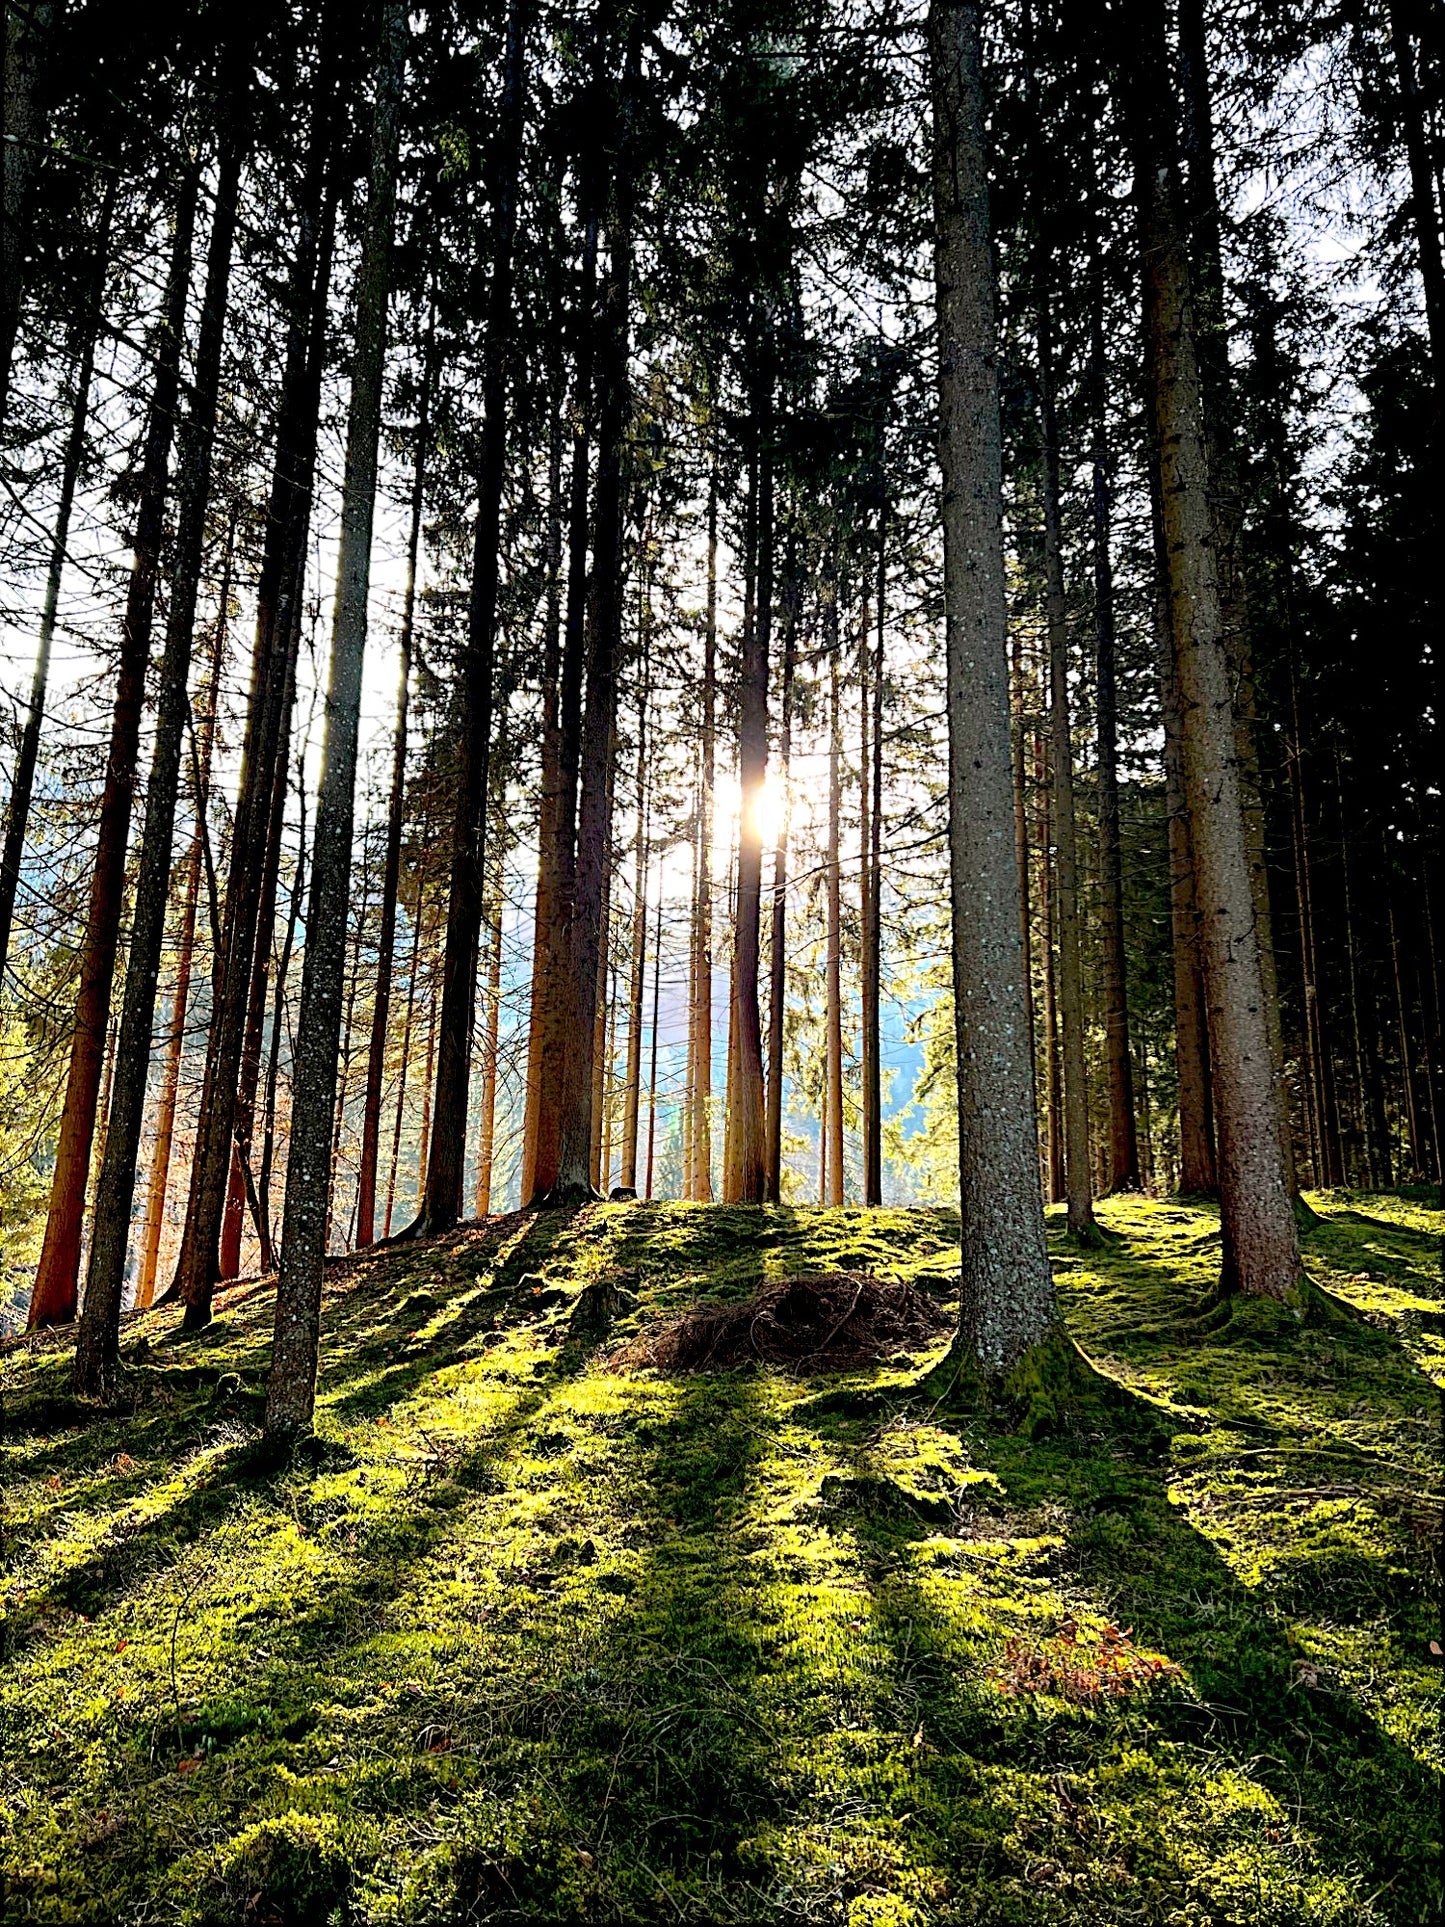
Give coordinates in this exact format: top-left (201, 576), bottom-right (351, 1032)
top-left (932, 0), bottom-right (1055, 1371)
top-left (265, 0), bottom-right (408, 1442)
top-left (765, 523), bottom-right (797, 1202)
top-left (644, 888), bottom-right (663, 1199)
top-left (1124, 2), bottom-right (1302, 1298)
top-left (327, 843), bottom-right (374, 1249)
top-left (860, 520), bottom-right (884, 1206)
top-left (825, 612), bottom-right (844, 1208)
top-left (384, 850), bottom-right (425, 1238)
top-left (621, 677), bottom-right (649, 1192)
top-left (1037, 290), bottom-right (1095, 1239)
top-left (76, 114), bottom-right (245, 1391)
top-left (1089, 261), bottom-right (1138, 1193)
top-left (421, 0), bottom-right (529, 1233)
top-left (259, 758), bottom-right (308, 1264)
top-left (1035, 712), bottom-right (1064, 1203)
top-left (1009, 631), bottom-right (1038, 1174)
top-left (473, 872), bottom-right (505, 1218)
top-left (0, 0), bottom-right (58, 417)
top-left (518, 292), bottom-right (566, 1200)
top-left (25, 158), bottom-right (199, 1331)
top-left (173, 85), bottom-right (339, 1319)
top-left (689, 460), bottom-right (718, 1199)
top-left (548, 28), bottom-right (636, 1203)
top-left (135, 525), bottom-right (234, 1308)
top-left (357, 314), bottom-right (432, 1244)
top-left (0, 195), bottom-right (108, 982)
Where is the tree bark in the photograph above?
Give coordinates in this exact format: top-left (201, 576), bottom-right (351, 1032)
top-left (688, 457), bottom-right (719, 1199)
top-left (1037, 287), bottom-right (1095, 1239)
top-left (0, 0), bottom-right (58, 417)
top-left (356, 308), bottom-right (433, 1245)
top-left (265, 0), bottom-right (408, 1443)
top-left (1124, 2), bottom-right (1302, 1298)
top-left (473, 842), bottom-right (506, 1217)
top-left (825, 599), bottom-right (844, 1208)
top-left (135, 520), bottom-right (235, 1309)
top-left (25, 154), bottom-right (199, 1331)
top-left (172, 81), bottom-right (339, 1320)
top-left (419, 0), bottom-right (530, 1233)
top-left (76, 112), bottom-right (245, 1392)
top-left (258, 753), bottom-right (308, 1265)
top-left (1089, 255), bottom-right (1138, 1193)
top-left (620, 668), bottom-right (649, 1192)
top-left (765, 520), bottom-right (798, 1202)
top-left (860, 520), bottom-right (884, 1206)
top-left (0, 186), bottom-right (108, 983)
top-left (931, 0), bottom-right (1055, 1371)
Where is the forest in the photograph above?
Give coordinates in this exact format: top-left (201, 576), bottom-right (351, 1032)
top-left (0, 0), bottom-right (1440, 1921)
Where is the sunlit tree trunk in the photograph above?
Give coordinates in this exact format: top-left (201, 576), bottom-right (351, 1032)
top-left (266, 0), bottom-right (408, 1442)
top-left (26, 158), bottom-right (199, 1331)
top-left (76, 113), bottom-right (245, 1390)
top-left (932, 0), bottom-right (1055, 1370)
top-left (765, 521), bottom-right (797, 1202)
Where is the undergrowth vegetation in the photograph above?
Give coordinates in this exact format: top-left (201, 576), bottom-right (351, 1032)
top-left (1, 1191), bottom-right (1440, 1925)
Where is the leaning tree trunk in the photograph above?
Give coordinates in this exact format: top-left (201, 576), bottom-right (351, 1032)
top-left (0, 188), bottom-right (108, 984)
top-left (76, 115), bottom-right (245, 1394)
top-left (26, 156), bottom-right (199, 1332)
top-left (931, 0), bottom-right (1055, 1373)
top-left (420, 0), bottom-right (529, 1234)
top-left (1037, 286), bottom-right (1095, 1240)
top-left (1124, 0), bottom-right (1302, 1300)
top-left (265, 0), bottom-right (408, 1443)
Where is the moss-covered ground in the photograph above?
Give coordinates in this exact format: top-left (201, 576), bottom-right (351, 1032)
top-left (2, 1191), bottom-right (1440, 1925)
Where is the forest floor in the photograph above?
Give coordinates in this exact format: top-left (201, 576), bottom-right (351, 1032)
top-left (1, 1190), bottom-right (1441, 1926)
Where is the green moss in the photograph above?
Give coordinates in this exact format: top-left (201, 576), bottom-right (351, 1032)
top-left (1, 1194), bottom-right (1439, 1924)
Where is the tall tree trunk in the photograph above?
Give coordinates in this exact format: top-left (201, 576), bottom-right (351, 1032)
top-left (518, 273), bottom-right (566, 1201)
top-left (931, 0), bottom-right (1055, 1371)
top-left (384, 866), bottom-right (424, 1236)
top-left (25, 156), bottom-right (199, 1331)
top-left (135, 522), bottom-right (235, 1309)
top-left (1089, 255), bottom-right (1138, 1193)
top-left (764, 520), bottom-right (797, 1202)
top-left (1037, 288), bottom-right (1095, 1240)
top-left (729, 376), bottom-right (772, 1204)
top-left (265, 0), bottom-right (407, 1443)
top-left (1035, 713), bottom-right (1064, 1202)
top-left (172, 83), bottom-right (339, 1320)
top-left (356, 311), bottom-right (432, 1245)
top-left (473, 854), bottom-right (506, 1217)
top-left (644, 887), bottom-right (663, 1198)
top-left (1387, 0), bottom-right (1445, 383)
top-left (0, 189), bottom-right (108, 982)
top-left (825, 604), bottom-right (844, 1208)
top-left (420, 0), bottom-right (529, 1233)
top-left (548, 26), bottom-right (636, 1204)
top-left (1123, 1), bottom-right (1302, 1300)
top-left (0, 0), bottom-right (58, 417)
top-left (860, 520), bottom-right (884, 1206)
top-left (621, 671), bottom-right (649, 1192)
top-left (689, 458), bottom-right (719, 1199)
top-left (76, 112), bottom-right (245, 1391)
top-left (1009, 631), bottom-right (1038, 1177)
top-left (258, 755), bottom-right (308, 1265)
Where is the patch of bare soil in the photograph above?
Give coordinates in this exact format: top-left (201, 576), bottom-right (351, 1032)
top-left (612, 1271), bottom-right (953, 1376)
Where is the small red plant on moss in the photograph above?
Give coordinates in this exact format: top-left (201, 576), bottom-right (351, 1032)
top-left (989, 1620), bottom-right (1181, 1701)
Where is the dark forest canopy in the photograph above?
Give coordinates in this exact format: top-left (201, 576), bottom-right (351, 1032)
top-left (0, 0), bottom-right (1437, 1420)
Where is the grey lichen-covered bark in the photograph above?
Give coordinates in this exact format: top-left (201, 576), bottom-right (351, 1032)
top-left (1124, 5), bottom-right (1302, 1301)
top-left (930, 0), bottom-right (1054, 1373)
top-left (265, 0), bottom-right (408, 1443)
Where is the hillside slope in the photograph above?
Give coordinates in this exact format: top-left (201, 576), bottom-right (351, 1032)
top-left (2, 1193), bottom-right (1440, 1926)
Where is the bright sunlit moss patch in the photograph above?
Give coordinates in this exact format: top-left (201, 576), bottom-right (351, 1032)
top-left (1, 1194), bottom-right (1439, 1923)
